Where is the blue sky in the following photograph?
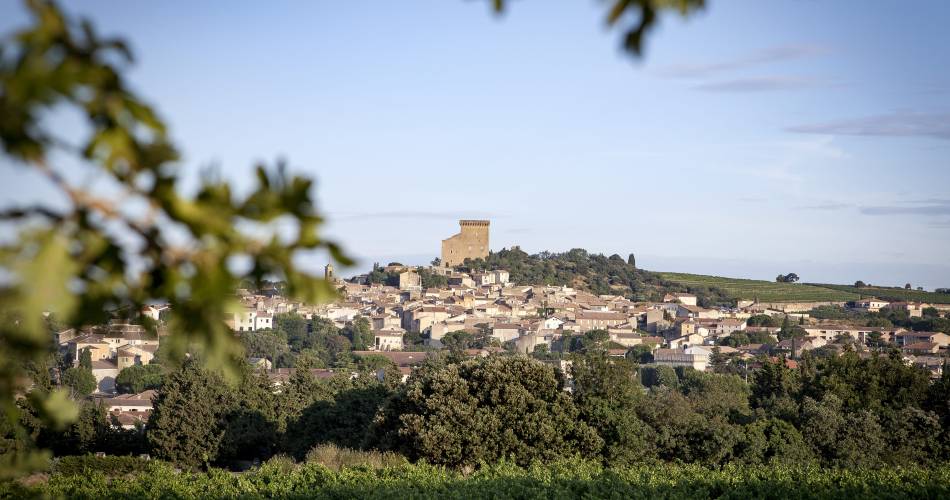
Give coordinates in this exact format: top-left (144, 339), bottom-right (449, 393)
top-left (2, 1), bottom-right (949, 288)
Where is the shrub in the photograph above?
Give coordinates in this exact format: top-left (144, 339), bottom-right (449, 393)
top-left (52, 454), bottom-right (153, 476)
top-left (304, 444), bottom-right (406, 471)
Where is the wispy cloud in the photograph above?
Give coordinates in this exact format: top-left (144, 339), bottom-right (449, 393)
top-left (859, 199), bottom-right (950, 216)
top-left (787, 111), bottom-right (950, 140)
top-left (797, 203), bottom-right (852, 211)
top-left (657, 44), bottom-right (826, 79)
top-left (694, 76), bottom-right (822, 93)
top-left (330, 210), bottom-right (499, 221)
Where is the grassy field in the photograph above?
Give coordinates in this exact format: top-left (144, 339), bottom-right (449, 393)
top-left (658, 272), bottom-right (861, 303)
top-left (810, 284), bottom-right (950, 304)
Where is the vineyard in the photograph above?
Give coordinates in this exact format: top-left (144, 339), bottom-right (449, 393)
top-left (809, 284), bottom-right (950, 304)
top-left (5, 458), bottom-right (950, 499)
top-left (658, 273), bottom-right (860, 303)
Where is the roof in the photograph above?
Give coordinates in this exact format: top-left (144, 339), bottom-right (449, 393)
top-left (576, 311), bottom-right (626, 321)
top-left (352, 350), bottom-right (436, 367)
top-left (903, 342), bottom-right (938, 351)
top-left (91, 359), bottom-right (118, 370)
top-left (104, 390), bottom-right (157, 407)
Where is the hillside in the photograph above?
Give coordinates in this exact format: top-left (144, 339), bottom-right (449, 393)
top-left (464, 249), bottom-right (949, 306)
top-left (464, 248), bottom-right (669, 301)
top-left (658, 272), bottom-right (860, 303)
top-left (810, 283), bottom-right (950, 305)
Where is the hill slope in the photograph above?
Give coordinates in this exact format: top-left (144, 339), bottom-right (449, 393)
top-left (658, 272), bottom-right (860, 302)
top-left (465, 249), bottom-right (950, 306)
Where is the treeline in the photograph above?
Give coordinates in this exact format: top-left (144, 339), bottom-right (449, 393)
top-left (12, 346), bottom-right (948, 471)
top-left (462, 248), bottom-right (734, 306)
top-left (240, 314), bottom-right (374, 369)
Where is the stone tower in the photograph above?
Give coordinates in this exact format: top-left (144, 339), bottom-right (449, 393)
top-left (441, 220), bottom-right (490, 267)
top-left (324, 263), bottom-right (334, 280)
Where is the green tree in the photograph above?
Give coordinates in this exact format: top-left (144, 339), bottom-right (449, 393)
top-left (441, 331), bottom-right (473, 351)
top-left (750, 359), bottom-right (801, 421)
top-left (115, 364), bottom-right (164, 394)
top-left (343, 316), bottom-right (372, 351)
top-left (147, 359), bottom-right (235, 468)
top-left (369, 356), bottom-right (602, 467)
top-left (746, 314), bottom-right (778, 327)
top-left (627, 344), bottom-right (654, 364)
top-left (239, 330), bottom-right (291, 367)
top-left (277, 313), bottom-right (310, 351)
top-left (37, 400), bottom-right (108, 456)
top-left (739, 417), bottom-right (813, 465)
top-left (78, 348), bottom-right (92, 370)
top-left (218, 367), bottom-right (280, 463)
top-left (62, 367), bottom-right (96, 397)
top-left (641, 365), bottom-right (679, 389)
top-left (571, 353), bottom-right (652, 465)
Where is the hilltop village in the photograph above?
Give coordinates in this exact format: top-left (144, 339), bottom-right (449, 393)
top-left (51, 220), bottom-right (950, 431)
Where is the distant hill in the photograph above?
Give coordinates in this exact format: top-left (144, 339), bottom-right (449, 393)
top-left (658, 272), bottom-right (859, 303)
top-left (465, 248), bottom-right (737, 306)
top-left (461, 249), bottom-right (950, 306)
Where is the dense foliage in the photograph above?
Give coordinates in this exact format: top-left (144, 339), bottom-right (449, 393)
top-left (369, 355), bottom-right (601, 467)
top-left (4, 458), bottom-right (950, 499)
top-left (115, 364), bottom-right (164, 394)
top-left (465, 248), bottom-right (690, 303)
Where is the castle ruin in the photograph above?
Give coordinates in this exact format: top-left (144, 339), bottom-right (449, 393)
top-left (441, 220), bottom-right (490, 267)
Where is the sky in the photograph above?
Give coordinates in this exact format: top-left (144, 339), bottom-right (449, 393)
top-left (2, 1), bottom-right (949, 288)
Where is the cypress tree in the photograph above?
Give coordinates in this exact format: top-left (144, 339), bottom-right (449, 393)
top-left (147, 359), bottom-right (234, 468)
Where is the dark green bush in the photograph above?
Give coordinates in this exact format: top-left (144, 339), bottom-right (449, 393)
top-left (52, 454), bottom-right (154, 476)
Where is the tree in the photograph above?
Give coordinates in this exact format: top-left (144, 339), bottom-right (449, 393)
top-left (343, 316), bottom-right (372, 351)
top-left (418, 268), bottom-right (448, 289)
top-left (37, 399), bottom-right (108, 457)
top-left (147, 359), bottom-right (235, 468)
top-left (441, 331), bottom-right (473, 351)
top-left (531, 343), bottom-right (551, 359)
top-left (571, 353), bottom-right (652, 465)
top-left (855, 280), bottom-right (867, 288)
top-left (627, 253), bottom-right (636, 268)
top-left (746, 314), bottom-right (778, 327)
top-left (627, 344), bottom-right (654, 364)
top-left (905, 283), bottom-right (912, 289)
top-left (239, 330), bottom-right (291, 367)
top-left (62, 367), bottom-right (97, 397)
top-left (78, 348), bottom-right (92, 370)
top-left (641, 365), bottom-right (679, 389)
top-left (115, 364), bottom-right (164, 394)
top-left (369, 356), bottom-right (602, 467)
top-left (277, 313), bottom-right (309, 350)
top-left (775, 273), bottom-right (799, 283)
top-left (286, 379), bottom-right (394, 458)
